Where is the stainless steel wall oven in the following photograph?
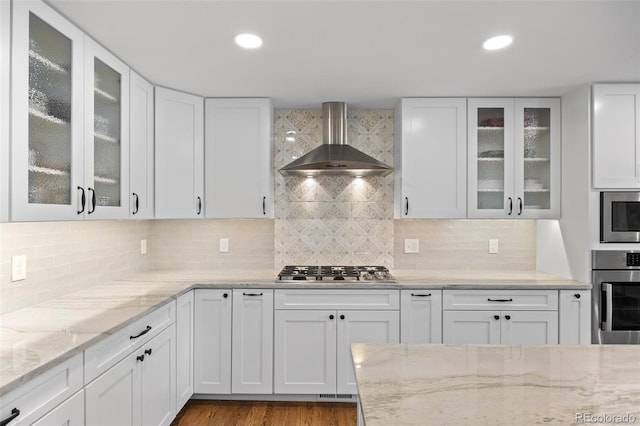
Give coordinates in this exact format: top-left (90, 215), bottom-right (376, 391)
top-left (592, 250), bottom-right (640, 344)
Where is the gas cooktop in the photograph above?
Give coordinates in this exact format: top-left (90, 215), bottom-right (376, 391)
top-left (277, 265), bottom-right (396, 282)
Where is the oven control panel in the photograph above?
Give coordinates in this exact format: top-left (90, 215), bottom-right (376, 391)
top-left (627, 253), bottom-right (640, 267)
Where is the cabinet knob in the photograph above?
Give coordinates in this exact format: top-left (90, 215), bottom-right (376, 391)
top-left (136, 354), bottom-right (145, 362)
top-left (144, 348), bottom-right (152, 356)
top-left (340, 314), bottom-right (345, 320)
top-left (329, 314), bottom-right (334, 320)
top-left (223, 293), bottom-right (228, 298)
top-left (505, 315), bottom-right (511, 320)
top-left (574, 293), bottom-right (581, 299)
top-left (494, 315), bottom-right (500, 320)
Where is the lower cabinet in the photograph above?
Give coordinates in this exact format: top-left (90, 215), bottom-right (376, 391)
top-left (400, 289), bottom-right (443, 343)
top-left (176, 291), bottom-right (195, 411)
top-left (559, 290), bottom-right (591, 344)
top-left (31, 390), bottom-right (84, 426)
top-left (274, 290), bottom-right (400, 395)
top-left (85, 324), bottom-right (176, 426)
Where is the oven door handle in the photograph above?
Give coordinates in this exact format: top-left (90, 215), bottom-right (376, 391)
top-left (602, 282), bottom-right (613, 332)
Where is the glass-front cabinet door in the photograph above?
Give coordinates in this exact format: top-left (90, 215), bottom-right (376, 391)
top-left (84, 38), bottom-right (129, 219)
top-left (11, 1), bottom-right (84, 221)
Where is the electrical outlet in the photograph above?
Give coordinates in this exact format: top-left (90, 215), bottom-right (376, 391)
top-left (11, 255), bottom-right (27, 281)
top-left (140, 239), bottom-right (147, 255)
top-left (219, 238), bottom-right (229, 253)
top-left (489, 239), bottom-right (499, 254)
top-left (404, 239), bottom-right (419, 254)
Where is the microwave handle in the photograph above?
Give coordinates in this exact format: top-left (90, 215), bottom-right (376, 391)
top-left (602, 283), bottom-right (613, 332)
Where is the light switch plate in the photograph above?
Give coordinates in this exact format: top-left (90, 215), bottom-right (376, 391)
top-left (219, 238), bottom-right (229, 253)
top-left (11, 255), bottom-right (27, 281)
top-left (489, 239), bottom-right (499, 254)
top-left (404, 239), bottom-right (419, 254)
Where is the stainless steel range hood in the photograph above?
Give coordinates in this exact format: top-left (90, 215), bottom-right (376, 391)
top-left (278, 102), bottom-right (393, 177)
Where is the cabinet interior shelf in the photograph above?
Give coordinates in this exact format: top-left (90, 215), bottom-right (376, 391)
top-left (29, 165), bottom-right (68, 176)
top-left (524, 127), bottom-right (551, 131)
top-left (477, 189), bottom-right (504, 193)
top-left (524, 158), bottom-right (550, 162)
top-left (477, 127), bottom-right (504, 130)
top-left (94, 175), bottom-right (118, 185)
top-left (478, 158), bottom-right (504, 162)
top-left (95, 87), bottom-right (118, 102)
top-left (29, 49), bottom-right (68, 73)
top-left (29, 108), bottom-right (68, 125)
top-left (524, 188), bottom-right (550, 193)
top-left (95, 133), bottom-right (119, 144)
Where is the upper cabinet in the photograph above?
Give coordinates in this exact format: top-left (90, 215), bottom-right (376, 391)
top-left (129, 71), bottom-right (154, 219)
top-left (394, 98), bottom-right (467, 218)
top-left (10, 1), bottom-right (130, 221)
top-left (592, 84), bottom-right (640, 189)
top-left (1, 0), bottom-right (10, 222)
top-left (204, 98), bottom-right (273, 218)
top-left (468, 98), bottom-right (560, 219)
top-left (155, 87), bottom-right (204, 219)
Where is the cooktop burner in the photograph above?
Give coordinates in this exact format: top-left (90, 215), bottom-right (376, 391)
top-left (277, 265), bottom-right (396, 282)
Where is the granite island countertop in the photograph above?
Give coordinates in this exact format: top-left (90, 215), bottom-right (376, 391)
top-left (352, 343), bottom-right (640, 426)
top-left (0, 268), bottom-right (589, 396)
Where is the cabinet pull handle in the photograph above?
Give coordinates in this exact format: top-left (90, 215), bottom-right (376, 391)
top-left (263, 196), bottom-right (266, 215)
top-left (507, 197), bottom-right (513, 216)
top-left (329, 314), bottom-right (334, 320)
top-left (488, 298), bottom-right (513, 302)
top-left (197, 196), bottom-right (202, 215)
top-left (77, 186), bottom-right (86, 214)
top-left (411, 293), bottom-right (432, 297)
top-left (243, 292), bottom-right (263, 296)
top-left (88, 187), bottom-right (96, 214)
top-left (340, 314), bottom-right (345, 320)
top-left (130, 325), bottom-right (152, 340)
top-left (144, 348), bottom-right (152, 356)
top-left (494, 315), bottom-right (500, 320)
top-left (517, 197), bottom-right (523, 216)
top-left (137, 354), bottom-right (145, 362)
top-left (223, 293), bottom-right (228, 298)
top-left (505, 315), bottom-right (511, 320)
top-left (132, 193), bottom-right (139, 215)
top-left (574, 293), bottom-right (581, 299)
top-left (405, 197), bottom-right (409, 215)
top-left (0, 408), bottom-right (20, 426)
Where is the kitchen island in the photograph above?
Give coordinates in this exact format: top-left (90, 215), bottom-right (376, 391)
top-left (352, 343), bottom-right (640, 425)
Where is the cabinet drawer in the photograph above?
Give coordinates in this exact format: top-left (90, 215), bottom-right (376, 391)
top-left (275, 289), bottom-right (399, 310)
top-left (443, 290), bottom-right (558, 311)
top-left (0, 353), bottom-right (83, 426)
top-left (84, 300), bottom-right (175, 384)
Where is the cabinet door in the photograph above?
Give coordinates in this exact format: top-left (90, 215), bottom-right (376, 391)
top-left (559, 290), bottom-right (591, 344)
top-left (501, 311), bottom-right (558, 344)
top-left (0, 0), bottom-right (9, 222)
top-left (337, 310), bottom-right (399, 395)
top-left (514, 98), bottom-right (560, 218)
top-left (274, 310), bottom-right (337, 394)
top-left (443, 311), bottom-right (501, 344)
top-left (83, 37), bottom-right (129, 219)
top-left (140, 324), bottom-right (176, 426)
top-left (194, 289), bottom-right (232, 394)
top-left (205, 98), bottom-right (273, 218)
top-left (31, 390), bottom-right (84, 426)
top-left (400, 290), bottom-right (442, 343)
top-left (129, 70), bottom-right (154, 219)
top-left (593, 84), bottom-right (640, 188)
top-left (85, 351), bottom-right (141, 426)
top-left (468, 98), bottom-right (515, 218)
top-left (232, 289), bottom-right (274, 394)
top-left (176, 291), bottom-right (194, 410)
top-left (395, 98), bottom-right (467, 218)
top-left (11, 0), bottom-right (85, 221)
top-left (155, 87), bottom-right (204, 218)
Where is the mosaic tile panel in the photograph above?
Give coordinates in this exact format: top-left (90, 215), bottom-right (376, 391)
top-left (274, 109), bottom-right (394, 267)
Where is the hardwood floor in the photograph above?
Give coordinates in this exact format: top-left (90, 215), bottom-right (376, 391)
top-left (171, 400), bottom-right (357, 426)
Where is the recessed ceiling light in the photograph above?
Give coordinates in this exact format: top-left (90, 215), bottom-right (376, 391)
top-left (483, 35), bottom-right (513, 50)
top-left (234, 33), bottom-right (263, 49)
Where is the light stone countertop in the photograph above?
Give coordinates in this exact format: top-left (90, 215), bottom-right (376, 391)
top-left (352, 343), bottom-right (640, 426)
top-left (0, 268), bottom-right (589, 396)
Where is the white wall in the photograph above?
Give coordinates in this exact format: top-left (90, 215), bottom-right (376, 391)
top-left (537, 85), bottom-right (591, 282)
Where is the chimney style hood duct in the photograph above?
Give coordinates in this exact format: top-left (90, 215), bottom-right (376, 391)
top-left (278, 102), bottom-right (393, 177)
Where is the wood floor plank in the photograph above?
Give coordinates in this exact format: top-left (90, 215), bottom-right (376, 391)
top-left (172, 400), bottom-right (357, 426)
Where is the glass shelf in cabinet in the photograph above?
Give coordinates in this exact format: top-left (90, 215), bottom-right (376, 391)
top-left (29, 49), bottom-right (68, 73)
top-left (94, 133), bottom-right (119, 144)
top-left (94, 87), bottom-right (118, 102)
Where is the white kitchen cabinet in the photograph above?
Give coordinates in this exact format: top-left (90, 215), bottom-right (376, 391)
top-left (559, 290), bottom-right (591, 344)
top-left (274, 290), bottom-right (399, 395)
top-left (129, 70), bottom-right (154, 218)
top-left (154, 87), bottom-right (204, 218)
top-left (443, 310), bottom-right (501, 344)
top-left (394, 98), bottom-right (467, 218)
top-left (232, 289), bottom-right (274, 394)
top-left (592, 84), bottom-right (640, 188)
top-left (85, 324), bottom-right (176, 426)
top-left (194, 289), bottom-right (232, 394)
top-left (31, 390), bottom-right (84, 426)
top-left (205, 98), bottom-right (273, 218)
top-left (0, 353), bottom-right (83, 426)
top-left (0, 0), bottom-right (10, 222)
top-left (176, 291), bottom-right (194, 411)
top-left (400, 289), bottom-right (443, 344)
top-left (468, 98), bottom-right (560, 219)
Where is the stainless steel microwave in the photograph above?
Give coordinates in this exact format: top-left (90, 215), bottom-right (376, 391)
top-left (601, 192), bottom-right (640, 243)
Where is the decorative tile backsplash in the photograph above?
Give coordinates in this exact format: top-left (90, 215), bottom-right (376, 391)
top-left (274, 109), bottom-right (394, 267)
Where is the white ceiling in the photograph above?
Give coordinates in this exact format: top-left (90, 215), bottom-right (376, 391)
top-left (48, 0), bottom-right (640, 108)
